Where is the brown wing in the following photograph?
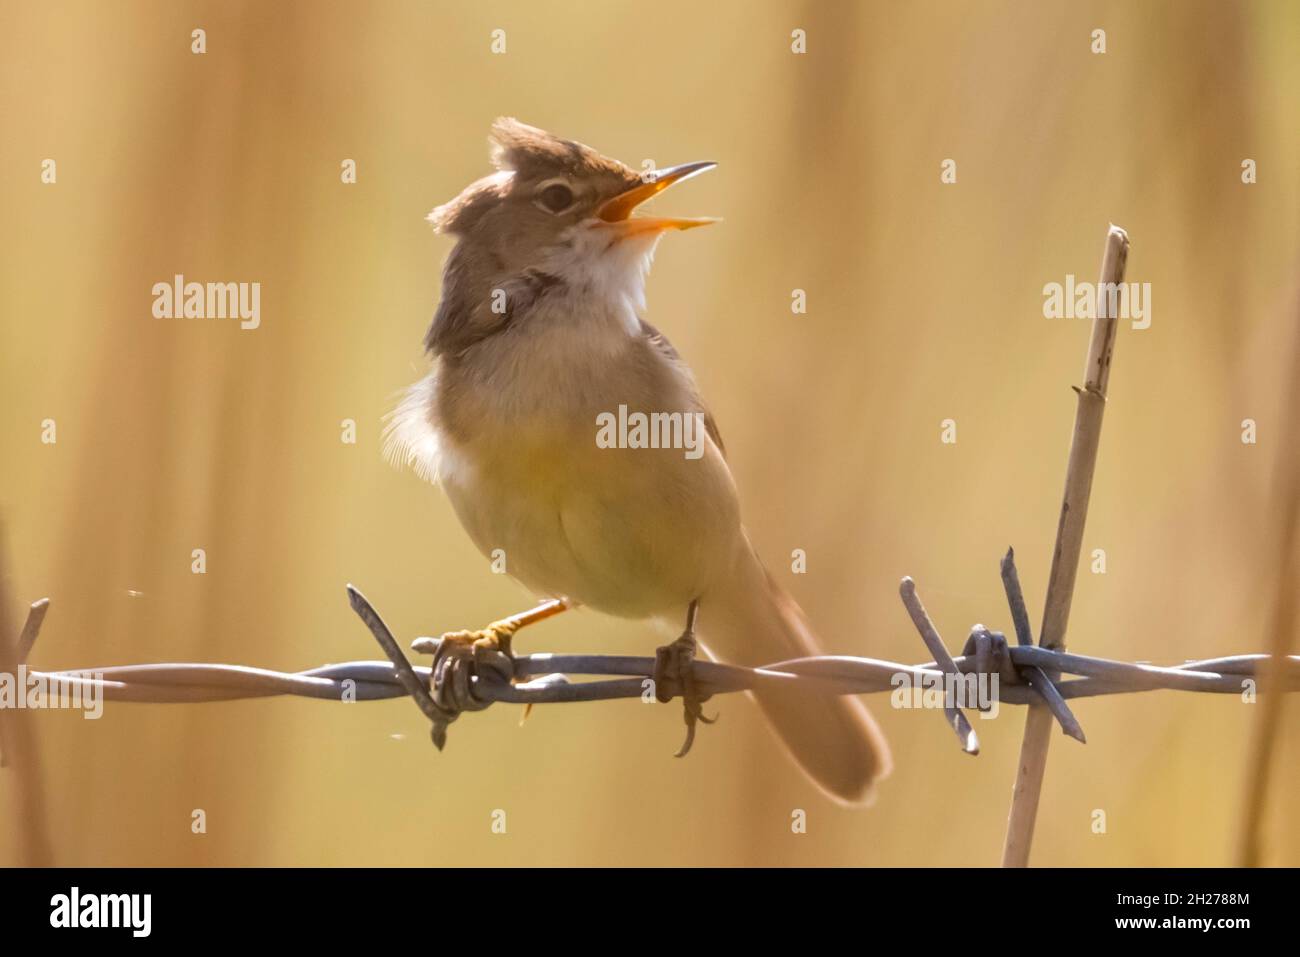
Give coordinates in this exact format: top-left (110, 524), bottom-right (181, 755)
top-left (639, 319), bottom-right (726, 457)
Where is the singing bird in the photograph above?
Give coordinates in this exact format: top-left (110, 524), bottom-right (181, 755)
top-left (386, 118), bottom-right (890, 803)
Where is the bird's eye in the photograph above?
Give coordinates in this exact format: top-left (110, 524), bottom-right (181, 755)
top-left (537, 182), bottom-right (574, 214)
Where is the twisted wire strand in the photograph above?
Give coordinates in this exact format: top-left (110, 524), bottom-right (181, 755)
top-left (5, 572), bottom-right (1297, 760)
top-left (25, 649), bottom-right (1299, 705)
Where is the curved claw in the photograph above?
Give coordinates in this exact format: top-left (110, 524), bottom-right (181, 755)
top-left (674, 698), bottom-right (719, 758)
top-left (674, 719), bottom-right (696, 758)
top-left (656, 628), bottom-right (718, 758)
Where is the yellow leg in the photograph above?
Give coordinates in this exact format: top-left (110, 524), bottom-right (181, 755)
top-left (436, 597), bottom-right (570, 658)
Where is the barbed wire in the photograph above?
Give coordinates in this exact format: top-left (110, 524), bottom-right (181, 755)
top-left (5, 548), bottom-right (1296, 763)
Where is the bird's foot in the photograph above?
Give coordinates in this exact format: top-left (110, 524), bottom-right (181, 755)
top-left (654, 630), bottom-right (716, 757)
top-left (425, 618), bottom-right (522, 659)
top-left (413, 598), bottom-right (571, 662)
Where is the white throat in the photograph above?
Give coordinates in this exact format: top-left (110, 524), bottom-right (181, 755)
top-left (539, 222), bottom-right (663, 335)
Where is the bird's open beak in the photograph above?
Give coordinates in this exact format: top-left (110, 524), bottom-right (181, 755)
top-left (596, 161), bottom-right (718, 234)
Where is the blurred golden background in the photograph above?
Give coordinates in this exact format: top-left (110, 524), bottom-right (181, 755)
top-left (2, 0), bottom-right (1297, 866)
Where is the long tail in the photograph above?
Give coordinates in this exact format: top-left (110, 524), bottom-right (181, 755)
top-left (699, 542), bottom-right (890, 805)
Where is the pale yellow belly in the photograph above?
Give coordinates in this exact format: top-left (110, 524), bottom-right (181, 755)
top-left (440, 425), bottom-right (742, 619)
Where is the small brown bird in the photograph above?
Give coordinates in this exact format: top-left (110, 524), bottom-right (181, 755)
top-left (387, 118), bottom-right (889, 803)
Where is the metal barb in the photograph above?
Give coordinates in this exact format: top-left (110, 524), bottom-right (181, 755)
top-left (999, 549), bottom-right (1034, 647)
top-left (345, 584), bottom-right (451, 749)
top-left (899, 577), bottom-right (980, 755)
top-left (996, 552), bottom-right (1086, 743)
top-left (0, 598), bottom-right (52, 767)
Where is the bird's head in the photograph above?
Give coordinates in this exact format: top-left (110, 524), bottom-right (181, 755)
top-left (424, 119), bottom-right (716, 355)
